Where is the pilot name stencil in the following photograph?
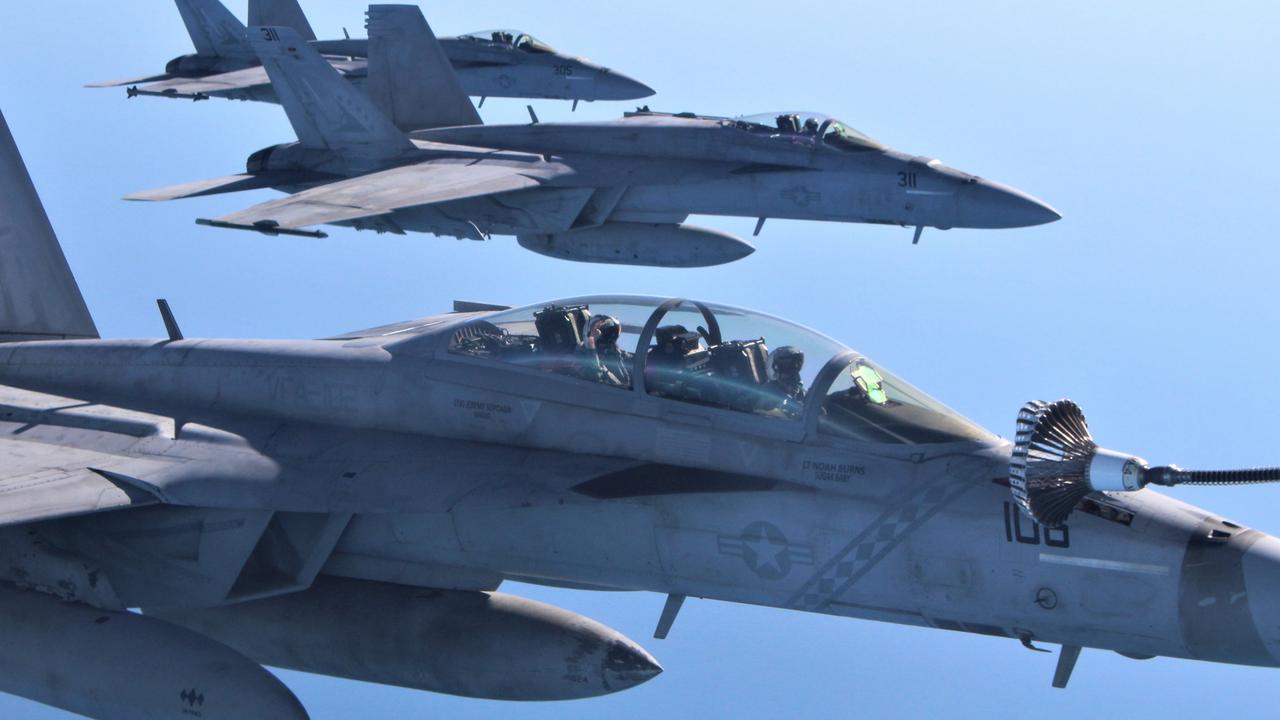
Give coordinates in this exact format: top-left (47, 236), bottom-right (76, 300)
top-left (453, 398), bottom-right (514, 420)
top-left (804, 460), bottom-right (866, 483)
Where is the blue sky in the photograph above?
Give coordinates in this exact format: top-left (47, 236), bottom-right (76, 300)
top-left (4, 1), bottom-right (1280, 717)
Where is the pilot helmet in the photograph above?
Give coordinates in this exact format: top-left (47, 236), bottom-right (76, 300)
top-left (585, 315), bottom-right (621, 348)
top-left (771, 346), bottom-right (804, 377)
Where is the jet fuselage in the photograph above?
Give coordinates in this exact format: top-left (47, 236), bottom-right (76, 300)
top-left (411, 114), bottom-right (1061, 231)
top-left (129, 37), bottom-right (654, 105)
top-left (1, 311), bottom-right (1276, 672)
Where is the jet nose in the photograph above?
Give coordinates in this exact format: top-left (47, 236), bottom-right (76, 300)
top-left (955, 177), bottom-right (1061, 229)
top-left (601, 638), bottom-right (664, 692)
top-left (594, 68), bottom-right (657, 101)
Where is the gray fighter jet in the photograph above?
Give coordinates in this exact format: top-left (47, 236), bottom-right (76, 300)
top-left (89, 0), bottom-right (654, 108)
top-left (5, 83), bottom-right (1280, 718)
top-left (130, 5), bottom-right (1060, 268)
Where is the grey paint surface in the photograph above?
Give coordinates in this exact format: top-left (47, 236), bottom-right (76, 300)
top-left (130, 6), bottom-right (1059, 267)
top-left (0, 11), bottom-right (1274, 720)
top-left (0, 111), bottom-right (96, 341)
top-left (148, 576), bottom-right (662, 701)
top-left (91, 0), bottom-right (654, 106)
top-left (0, 582), bottom-right (309, 720)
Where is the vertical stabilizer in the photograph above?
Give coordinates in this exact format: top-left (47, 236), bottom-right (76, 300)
top-left (0, 112), bottom-right (97, 342)
top-left (248, 0), bottom-right (318, 42)
top-left (366, 4), bottom-right (482, 131)
top-left (174, 0), bottom-right (255, 60)
top-left (248, 26), bottom-right (413, 158)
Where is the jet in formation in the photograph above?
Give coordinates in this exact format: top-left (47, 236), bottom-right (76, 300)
top-left (130, 5), bottom-right (1060, 268)
top-left (2, 91), bottom-right (1280, 719)
top-left (90, 0), bottom-right (654, 107)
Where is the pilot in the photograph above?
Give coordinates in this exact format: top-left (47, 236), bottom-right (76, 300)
top-left (803, 118), bottom-right (821, 135)
top-left (579, 315), bottom-right (631, 388)
top-left (761, 346), bottom-right (806, 416)
top-left (775, 114), bottom-right (801, 134)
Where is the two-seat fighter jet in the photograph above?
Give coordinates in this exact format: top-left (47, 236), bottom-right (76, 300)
top-left (131, 5), bottom-right (1061, 268)
top-left (90, 0), bottom-right (654, 108)
top-left (4, 84), bottom-right (1280, 718)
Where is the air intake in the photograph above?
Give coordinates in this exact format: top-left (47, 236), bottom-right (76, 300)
top-left (1009, 399), bottom-right (1280, 527)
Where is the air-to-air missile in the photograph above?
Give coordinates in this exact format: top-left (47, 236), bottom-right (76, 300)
top-left (128, 5), bottom-right (1060, 268)
top-left (89, 0), bottom-right (654, 107)
top-left (3, 75), bottom-right (1280, 718)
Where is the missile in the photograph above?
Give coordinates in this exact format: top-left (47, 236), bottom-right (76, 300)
top-left (148, 576), bottom-right (662, 701)
top-left (0, 582), bottom-right (309, 720)
top-left (519, 222), bottom-right (755, 267)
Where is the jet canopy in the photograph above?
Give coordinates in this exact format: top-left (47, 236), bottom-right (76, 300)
top-left (732, 112), bottom-right (886, 152)
top-left (447, 296), bottom-right (991, 446)
top-left (459, 30), bottom-right (557, 54)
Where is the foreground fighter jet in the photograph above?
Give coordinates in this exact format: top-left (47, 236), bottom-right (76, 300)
top-left (131, 5), bottom-right (1060, 268)
top-left (7, 88), bottom-right (1280, 717)
top-left (89, 0), bottom-right (653, 108)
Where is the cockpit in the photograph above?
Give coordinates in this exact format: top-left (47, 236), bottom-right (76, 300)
top-left (459, 30), bottom-right (557, 54)
top-left (732, 112), bottom-right (885, 152)
top-left (447, 296), bottom-right (991, 445)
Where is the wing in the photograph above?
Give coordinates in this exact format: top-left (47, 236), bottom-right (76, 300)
top-left (85, 74), bottom-right (176, 89)
top-left (0, 437), bottom-right (168, 528)
top-left (104, 58), bottom-right (368, 101)
top-left (0, 385), bottom-right (635, 520)
top-left (126, 171), bottom-right (333, 203)
top-left (123, 66), bottom-right (274, 99)
top-left (203, 160), bottom-right (547, 235)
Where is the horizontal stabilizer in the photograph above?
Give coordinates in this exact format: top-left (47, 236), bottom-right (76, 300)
top-left (207, 161), bottom-right (544, 232)
top-left (126, 171), bottom-right (330, 202)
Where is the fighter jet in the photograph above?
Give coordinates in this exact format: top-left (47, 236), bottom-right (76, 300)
top-left (129, 5), bottom-right (1060, 268)
top-left (89, 0), bottom-right (654, 109)
top-left (6, 81), bottom-right (1280, 718)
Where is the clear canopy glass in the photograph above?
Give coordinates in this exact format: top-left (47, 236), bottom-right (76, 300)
top-left (447, 295), bottom-right (989, 444)
top-left (731, 112), bottom-right (885, 152)
top-left (640, 299), bottom-right (846, 420)
top-left (817, 358), bottom-right (992, 444)
top-left (458, 30), bottom-right (556, 54)
top-left (449, 296), bottom-right (661, 390)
